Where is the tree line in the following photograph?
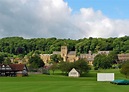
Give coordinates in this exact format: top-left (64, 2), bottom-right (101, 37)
top-left (0, 36), bottom-right (129, 56)
top-left (0, 36), bottom-right (129, 77)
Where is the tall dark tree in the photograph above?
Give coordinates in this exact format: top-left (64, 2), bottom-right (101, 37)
top-left (28, 55), bottom-right (45, 70)
top-left (93, 54), bottom-right (112, 69)
top-left (59, 59), bottom-right (90, 76)
top-left (74, 59), bottom-right (90, 75)
top-left (3, 57), bottom-right (11, 64)
top-left (50, 54), bottom-right (63, 63)
top-left (0, 53), bottom-right (4, 64)
top-left (120, 61), bottom-right (129, 78)
top-left (0, 52), bottom-right (8, 64)
top-left (59, 61), bottom-right (73, 74)
top-left (108, 51), bottom-right (118, 64)
top-left (49, 63), bottom-right (58, 74)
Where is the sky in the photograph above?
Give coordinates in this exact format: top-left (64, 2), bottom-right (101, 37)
top-left (65, 0), bottom-right (129, 19)
top-left (0, 0), bottom-right (129, 39)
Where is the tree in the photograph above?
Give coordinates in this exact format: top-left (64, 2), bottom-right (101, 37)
top-left (16, 47), bottom-right (25, 54)
top-left (49, 63), bottom-right (58, 74)
top-left (1, 36), bottom-right (129, 55)
top-left (28, 55), bottom-right (45, 71)
top-left (50, 54), bottom-right (63, 63)
top-left (74, 59), bottom-right (90, 75)
top-left (3, 57), bottom-right (11, 64)
top-left (0, 52), bottom-right (5, 64)
top-left (120, 61), bottom-right (129, 78)
top-left (108, 51), bottom-right (118, 64)
top-left (59, 61), bottom-right (73, 74)
top-left (58, 59), bottom-right (90, 76)
top-left (93, 54), bottom-right (112, 69)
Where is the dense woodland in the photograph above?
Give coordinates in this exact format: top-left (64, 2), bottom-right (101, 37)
top-left (0, 36), bottom-right (129, 57)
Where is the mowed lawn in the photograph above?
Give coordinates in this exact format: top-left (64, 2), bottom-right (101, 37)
top-left (0, 69), bottom-right (129, 92)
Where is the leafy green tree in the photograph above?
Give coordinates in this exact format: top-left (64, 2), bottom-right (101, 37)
top-left (3, 57), bottom-right (11, 64)
top-left (59, 59), bottom-right (90, 76)
top-left (50, 54), bottom-right (63, 63)
top-left (49, 63), bottom-right (58, 74)
top-left (74, 59), bottom-right (90, 75)
top-left (0, 36), bottom-right (129, 56)
top-left (120, 61), bottom-right (129, 78)
top-left (59, 61), bottom-right (73, 74)
top-left (77, 39), bottom-right (91, 53)
top-left (108, 51), bottom-right (118, 64)
top-left (28, 55), bottom-right (45, 71)
top-left (90, 38), bottom-right (98, 53)
top-left (93, 54), bottom-right (112, 69)
top-left (16, 47), bottom-right (25, 55)
top-left (0, 52), bottom-right (5, 64)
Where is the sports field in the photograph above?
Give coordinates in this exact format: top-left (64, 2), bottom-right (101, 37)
top-left (0, 69), bottom-right (129, 92)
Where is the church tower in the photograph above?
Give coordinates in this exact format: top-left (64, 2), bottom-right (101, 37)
top-left (61, 46), bottom-right (68, 61)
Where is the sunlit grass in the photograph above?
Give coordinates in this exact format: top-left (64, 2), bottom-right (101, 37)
top-left (0, 69), bottom-right (128, 92)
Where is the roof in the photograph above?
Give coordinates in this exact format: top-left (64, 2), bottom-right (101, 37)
top-left (40, 54), bottom-right (52, 56)
top-left (118, 53), bottom-right (129, 61)
top-left (69, 68), bottom-right (79, 73)
top-left (118, 53), bottom-right (129, 56)
top-left (69, 68), bottom-right (80, 77)
top-left (68, 51), bottom-right (76, 55)
top-left (53, 51), bottom-right (61, 54)
top-left (9, 64), bottom-right (27, 71)
top-left (0, 64), bottom-right (27, 72)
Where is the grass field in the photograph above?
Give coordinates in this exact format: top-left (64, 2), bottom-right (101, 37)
top-left (0, 69), bottom-right (129, 92)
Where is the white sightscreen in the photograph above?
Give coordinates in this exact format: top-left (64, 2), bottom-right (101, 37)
top-left (97, 73), bottom-right (114, 81)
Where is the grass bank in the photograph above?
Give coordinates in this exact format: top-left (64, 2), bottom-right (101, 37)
top-left (0, 69), bottom-right (128, 92)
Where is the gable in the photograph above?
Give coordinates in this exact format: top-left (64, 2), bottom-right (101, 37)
top-left (6, 65), bottom-right (12, 70)
top-left (69, 68), bottom-right (80, 77)
top-left (0, 64), bottom-right (12, 71)
top-left (68, 51), bottom-right (76, 55)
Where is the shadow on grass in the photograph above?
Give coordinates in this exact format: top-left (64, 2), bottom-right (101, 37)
top-left (49, 72), bottom-right (97, 78)
top-left (50, 72), bottom-right (68, 76)
top-left (81, 72), bottom-right (97, 77)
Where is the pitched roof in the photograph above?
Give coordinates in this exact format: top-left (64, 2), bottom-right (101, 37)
top-left (69, 68), bottom-right (79, 73)
top-left (53, 51), bottom-right (61, 54)
top-left (9, 64), bottom-right (26, 71)
top-left (69, 68), bottom-right (80, 77)
top-left (68, 51), bottom-right (76, 55)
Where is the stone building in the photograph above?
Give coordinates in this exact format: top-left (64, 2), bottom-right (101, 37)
top-left (118, 53), bottom-right (129, 62)
top-left (98, 51), bottom-right (110, 55)
top-left (40, 46), bottom-right (110, 65)
top-left (40, 54), bottom-right (52, 64)
top-left (53, 46), bottom-right (79, 62)
top-left (40, 46), bottom-right (78, 64)
top-left (80, 51), bottom-right (110, 65)
top-left (80, 51), bottom-right (97, 65)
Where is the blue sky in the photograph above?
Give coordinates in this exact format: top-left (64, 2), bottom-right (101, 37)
top-left (64, 0), bottom-right (129, 19)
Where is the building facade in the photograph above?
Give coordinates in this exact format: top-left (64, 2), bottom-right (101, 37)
top-left (40, 46), bottom-right (79, 64)
top-left (0, 64), bottom-right (28, 77)
top-left (80, 51), bottom-right (97, 65)
top-left (40, 46), bottom-right (111, 65)
top-left (118, 53), bottom-right (129, 62)
top-left (80, 50), bottom-right (110, 65)
top-left (40, 54), bottom-right (52, 64)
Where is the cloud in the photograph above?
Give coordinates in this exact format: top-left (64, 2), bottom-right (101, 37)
top-left (0, 0), bottom-right (129, 39)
